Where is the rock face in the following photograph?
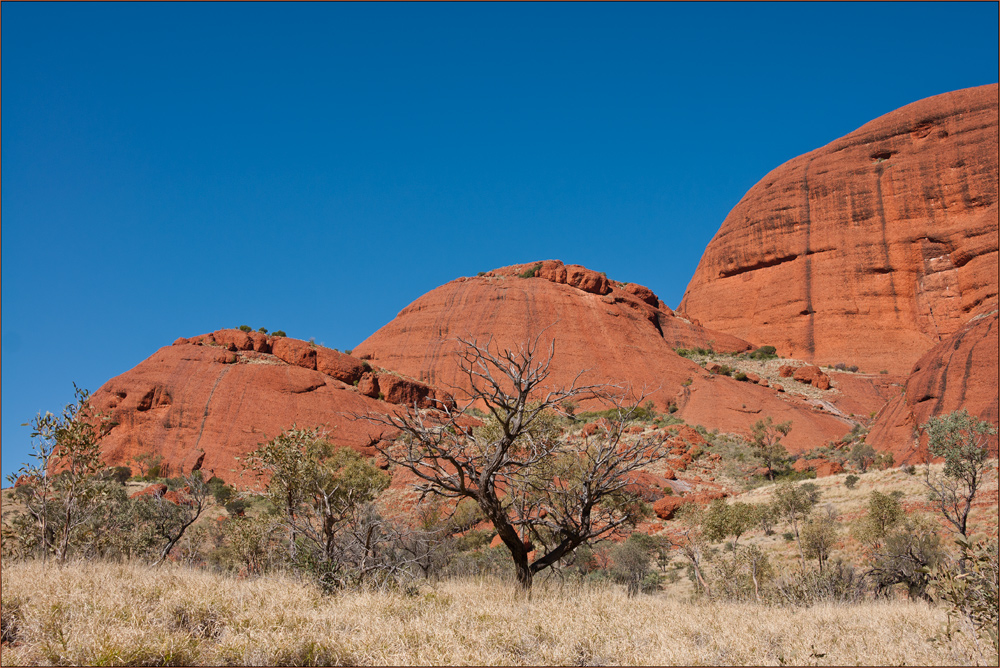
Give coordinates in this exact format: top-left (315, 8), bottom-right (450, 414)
top-left (91, 330), bottom-right (443, 484)
top-left (355, 260), bottom-right (751, 402)
top-left (354, 261), bottom-right (857, 452)
top-left (680, 84), bottom-right (998, 375)
top-left (867, 310), bottom-right (998, 463)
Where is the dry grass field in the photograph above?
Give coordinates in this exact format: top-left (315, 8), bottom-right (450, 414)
top-left (1, 559), bottom-right (991, 666)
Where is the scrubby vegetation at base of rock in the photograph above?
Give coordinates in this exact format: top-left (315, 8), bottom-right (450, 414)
top-left (0, 560), bottom-right (992, 667)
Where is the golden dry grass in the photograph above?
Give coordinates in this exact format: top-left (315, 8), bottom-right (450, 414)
top-left (1, 559), bottom-right (988, 666)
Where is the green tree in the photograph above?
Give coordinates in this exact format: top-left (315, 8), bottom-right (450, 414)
top-left (921, 410), bottom-right (997, 542)
top-left (802, 510), bottom-right (839, 573)
top-left (750, 417), bottom-right (792, 480)
top-left (243, 427), bottom-right (391, 587)
top-left (702, 500), bottom-right (762, 548)
top-left (611, 533), bottom-right (656, 597)
top-left (772, 481), bottom-right (820, 569)
top-left (849, 442), bottom-right (877, 472)
top-left (6, 386), bottom-right (116, 563)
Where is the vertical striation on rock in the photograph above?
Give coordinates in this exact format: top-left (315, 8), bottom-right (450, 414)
top-left (680, 84), bottom-right (998, 375)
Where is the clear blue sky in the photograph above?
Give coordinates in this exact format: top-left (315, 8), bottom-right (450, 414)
top-left (3, 2), bottom-right (997, 479)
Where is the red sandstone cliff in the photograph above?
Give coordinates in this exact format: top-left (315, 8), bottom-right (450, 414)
top-left (680, 84), bottom-right (998, 376)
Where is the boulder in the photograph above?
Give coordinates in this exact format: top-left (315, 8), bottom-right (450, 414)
top-left (130, 483), bottom-right (167, 499)
top-left (271, 337), bottom-right (317, 370)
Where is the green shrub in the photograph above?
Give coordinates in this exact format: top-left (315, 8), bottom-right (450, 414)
top-left (734, 372), bottom-right (748, 381)
top-left (747, 345), bottom-right (777, 360)
top-left (782, 532), bottom-right (795, 542)
top-left (345, 349), bottom-right (352, 355)
top-left (844, 474), bottom-right (859, 490)
top-left (258, 327), bottom-right (268, 334)
top-left (361, 361), bottom-right (372, 373)
top-left (378, 391), bottom-right (385, 401)
top-left (238, 325), bottom-right (252, 333)
top-left (225, 499), bottom-right (251, 517)
top-left (273, 330), bottom-right (287, 337)
top-left (477, 271), bottom-right (486, 277)
top-left (880, 369), bottom-right (888, 374)
top-left (518, 263), bottom-right (542, 279)
top-left (718, 365), bottom-right (734, 376)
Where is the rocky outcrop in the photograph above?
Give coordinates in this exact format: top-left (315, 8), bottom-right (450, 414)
top-left (354, 260), bottom-right (751, 405)
top-left (91, 330), bottom-right (445, 483)
top-left (867, 310), bottom-right (998, 463)
top-left (354, 262), bottom-right (857, 452)
top-left (681, 84), bottom-right (999, 375)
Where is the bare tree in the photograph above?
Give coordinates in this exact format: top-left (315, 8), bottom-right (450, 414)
top-left (361, 335), bottom-right (670, 590)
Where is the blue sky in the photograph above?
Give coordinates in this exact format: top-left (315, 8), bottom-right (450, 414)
top-left (2, 2), bottom-right (998, 479)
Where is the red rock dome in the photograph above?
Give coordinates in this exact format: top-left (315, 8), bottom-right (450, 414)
top-left (680, 84), bottom-right (998, 375)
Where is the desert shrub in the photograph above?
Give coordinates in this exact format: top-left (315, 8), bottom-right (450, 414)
top-left (518, 263), bottom-right (542, 279)
top-left (834, 362), bottom-right (847, 370)
top-left (880, 369), bottom-right (888, 374)
top-left (734, 372), bottom-right (748, 381)
top-left (207, 477), bottom-right (235, 505)
top-left (848, 365), bottom-right (859, 373)
top-left (931, 537), bottom-right (999, 660)
top-left (238, 325), bottom-right (252, 332)
top-left (377, 391), bottom-right (385, 401)
top-left (773, 559), bottom-right (867, 605)
top-left (361, 361), bottom-right (372, 373)
top-left (747, 345), bottom-right (777, 360)
top-left (258, 327), bottom-right (268, 334)
top-left (99, 466), bottom-right (132, 485)
top-left (611, 533), bottom-right (656, 597)
top-left (273, 330), bottom-right (287, 337)
top-left (844, 474), bottom-right (859, 489)
top-left (224, 498), bottom-right (251, 517)
top-left (1, 596), bottom-right (23, 645)
top-left (717, 364), bottom-right (734, 376)
top-left (165, 476), bottom-right (187, 491)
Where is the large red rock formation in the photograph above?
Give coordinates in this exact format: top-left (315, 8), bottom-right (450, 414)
top-left (681, 84), bottom-right (998, 375)
top-left (92, 330), bottom-right (445, 484)
top-left (355, 260), bottom-right (750, 399)
top-left (354, 260), bottom-right (856, 452)
top-left (867, 309), bottom-right (998, 464)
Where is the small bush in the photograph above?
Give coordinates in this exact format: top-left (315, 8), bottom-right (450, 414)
top-left (238, 325), bottom-right (252, 333)
top-left (880, 369), bottom-right (888, 374)
top-left (844, 474), bottom-right (859, 490)
top-left (748, 345), bottom-right (777, 360)
top-left (477, 271), bottom-right (486, 277)
top-left (902, 464), bottom-right (916, 475)
top-left (848, 365), bottom-right (859, 373)
top-left (1, 596), bottom-right (23, 645)
top-left (273, 330), bottom-right (287, 337)
top-left (518, 263), bottom-right (542, 279)
top-left (718, 365), bottom-right (734, 377)
top-left (378, 391), bottom-right (385, 401)
top-left (361, 361), bottom-right (372, 373)
top-left (344, 349), bottom-right (352, 355)
top-left (734, 372), bottom-right (748, 381)
top-left (834, 362), bottom-right (847, 371)
top-left (225, 499), bottom-right (251, 517)
top-left (782, 532), bottom-right (795, 542)
top-left (258, 327), bottom-right (268, 334)
top-left (165, 476), bottom-right (187, 491)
